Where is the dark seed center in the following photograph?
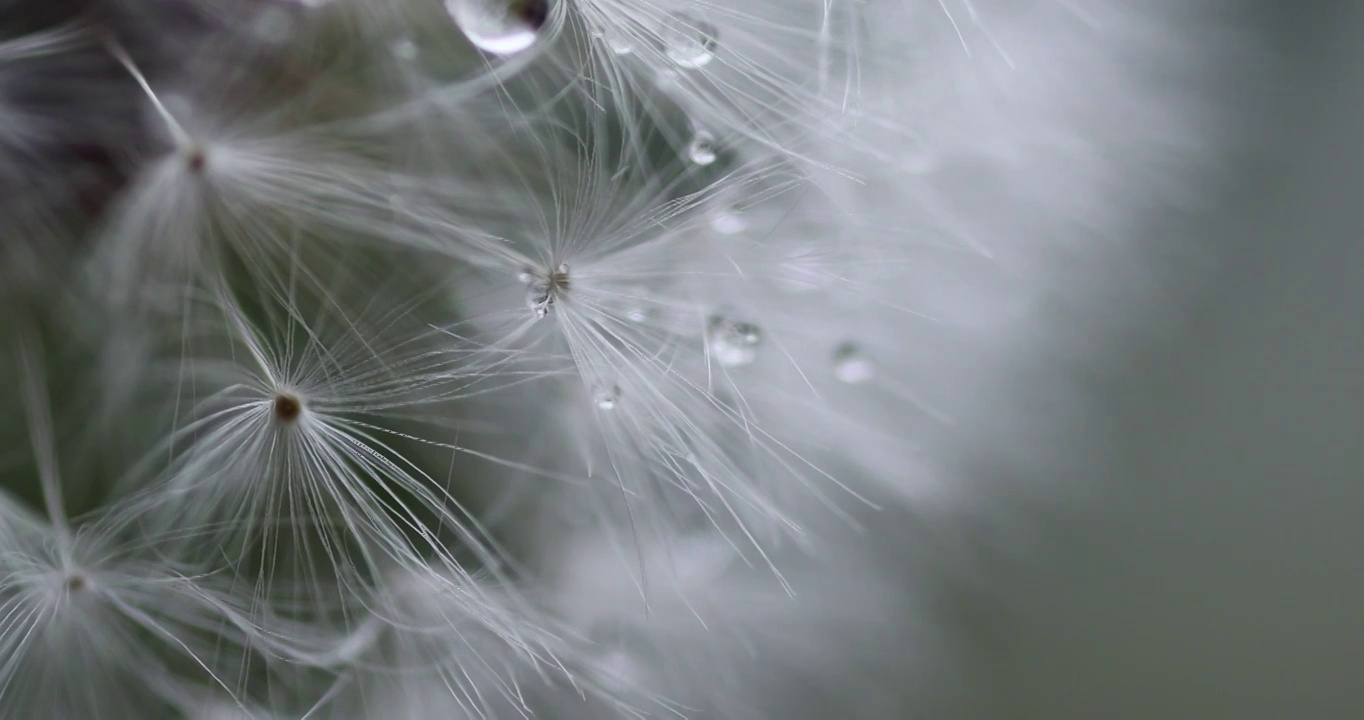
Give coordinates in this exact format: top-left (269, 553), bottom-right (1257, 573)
top-left (513, 0), bottom-right (549, 29)
top-left (273, 393), bottom-right (303, 422)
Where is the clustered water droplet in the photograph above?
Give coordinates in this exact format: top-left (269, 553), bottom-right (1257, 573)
top-left (660, 12), bottom-right (718, 69)
top-left (445, 0), bottom-right (550, 56)
top-left (687, 130), bottom-right (718, 166)
top-left (832, 342), bottom-right (875, 384)
top-left (524, 263), bottom-right (570, 318)
top-left (707, 315), bottom-right (762, 367)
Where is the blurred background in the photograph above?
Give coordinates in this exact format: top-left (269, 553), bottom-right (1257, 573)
top-left (940, 4), bottom-right (1364, 717)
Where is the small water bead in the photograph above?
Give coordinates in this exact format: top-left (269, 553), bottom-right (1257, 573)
top-left (707, 316), bottom-right (763, 367)
top-left (686, 130), bottom-right (718, 166)
top-left (524, 263), bottom-right (570, 318)
top-left (444, 0), bottom-right (550, 56)
top-left (593, 384), bottom-right (621, 410)
top-left (660, 12), bottom-right (718, 69)
top-left (596, 26), bottom-right (635, 55)
top-left (832, 342), bottom-right (875, 384)
top-left (710, 205), bottom-right (747, 235)
top-left (390, 38), bottom-right (419, 62)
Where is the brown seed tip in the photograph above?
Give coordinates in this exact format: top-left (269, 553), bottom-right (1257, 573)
top-left (65, 573), bottom-right (87, 593)
top-left (186, 148), bottom-right (206, 173)
top-left (273, 393), bottom-right (303, 422)
top-left (515, 0), bottom-right (550, 29)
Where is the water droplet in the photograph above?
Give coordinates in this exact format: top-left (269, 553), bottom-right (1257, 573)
top-left (710, 205), bottom-right (747, 235)
top-left (597, 26), bottom-right (634, 55)
top-left (687, 130), bottom-right (717, 166)
top-left (660, 12), bottom-right (718, 69)
top-left (833, 342), bottom-right (875, 384)
top-left (524, 263), bottom-right (569, 318)
top-left (445, 0), bottom-right (550, 56)
top-left (390, 38), bottom-right (419, 62)
top-left (593, 384), bottom-right (621, 410)
top-left (707, 315), bottom-right (762, 367)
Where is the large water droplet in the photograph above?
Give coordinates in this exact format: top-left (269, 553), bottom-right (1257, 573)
top-left (660, 12), bottom-right (718, 69)
top-left (707, 315), bottom-right (762, 367)
top-left (832, 342), bottom-right (875, 384)
top-left (687, 130), bottom-right (718, 166)
top-left (445, 0), bottom-right (550, 56)
top-left (595, 25), bottom-right (634, 55)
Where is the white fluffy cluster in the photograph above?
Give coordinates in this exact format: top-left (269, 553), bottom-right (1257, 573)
top-left (0, 1), bottom-right (1251, 718)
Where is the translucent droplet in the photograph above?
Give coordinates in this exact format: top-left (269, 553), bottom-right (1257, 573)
top-left (390, 38), bottom-right (419, 62)
top-left (707, 315), bottom-right (762, 367)
top-left (660, 12), bottom-right (718, 69)
top-left (687, 130), bottom-right (717, 166)
top-left (710, 205), bottom-right (747, 235)
top-left (833, 342), bottom-right (875, 384)
top-left (598, 26), bottom-right (634, 55)
top-left (593, 384), bottom-right (621, 410)
top-left (445, 0), bottom-right (550, 56)
top-left (524, 263), bottom-right (569, 319)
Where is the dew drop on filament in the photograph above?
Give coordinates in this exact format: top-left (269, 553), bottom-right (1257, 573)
top-left (593, 384), bottom-right (621, 410)
top-left (687, 130), bottom-right (717, 166)
top-left (707, 316), bottom-right (762, 367)
top-left (660, 12), bottom-right (718, 69)
top-left (445, 0), bottom-right (550, 56)
top-left (833, 342), bottom-right (875, 384)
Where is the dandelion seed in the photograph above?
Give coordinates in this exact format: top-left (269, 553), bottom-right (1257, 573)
top-left (707, 315), bottom-right (763, 368)
top-left (445, 0), bottom-right (551, 56)
top-left (833, 342), bottom-right (875, 384)
top-left (660, 11), bottom-right (718, 69)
